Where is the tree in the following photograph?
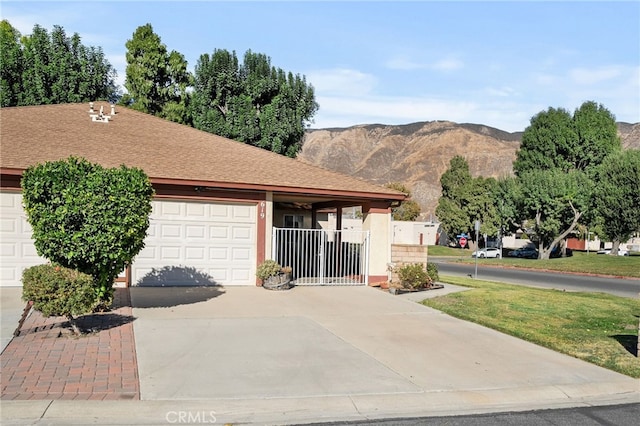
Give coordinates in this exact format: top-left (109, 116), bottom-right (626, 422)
top-left (191, 49), bottom-right (318, 157)
top-left (593, 150), bottom-right (640, 254)
top-left (514, 101), bottom-right (620, 176)
top-left (512, 101), bottom-right (621, 258)
top-left (436, 156), bottom-right (472, 242)
top-left (518, 169), bottom-right (592, 259)
top-left (0, 20), bottom-right (23, 107)
top-left (492, 176), bottom-right (522, 240)
top-left (435, 156), bottom-right (499, 247)
top-left (0, 20), bottom-right (117, 106)
top-left (21, 157), bottom-right (154, 308)
top-left (385, 182), bottom-right (421, 221)
top-left (123, 24), bottom-right (191, 123)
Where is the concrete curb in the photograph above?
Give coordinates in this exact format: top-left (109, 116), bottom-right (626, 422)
top-left (2, 386), bottom-right (638, 425)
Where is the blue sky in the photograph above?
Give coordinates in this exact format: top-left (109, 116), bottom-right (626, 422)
top-left (2, 0), bottom-right (639, 131)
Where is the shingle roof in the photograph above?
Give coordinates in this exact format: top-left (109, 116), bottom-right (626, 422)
top-left (0, 103), bottom-right (403, 201)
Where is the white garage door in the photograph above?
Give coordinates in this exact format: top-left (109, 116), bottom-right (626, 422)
top-left (131, 200), bottom-right (257, 286)
top-left (0, 192), bottom-right (47, 287)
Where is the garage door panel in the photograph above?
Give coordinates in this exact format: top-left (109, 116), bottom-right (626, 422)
top-left (1, 218), bottom-right (17, 233)
top-left (210, 247), bottom-right (229, 260)
top-left (232, 205), bottom-right (253, 219)
top-left (131, 200), bottom-right (256, 286)
top-left (232, 269), bottom-right (251, 281)
top-left (210, 226), bottom-right (229, 240)
top-left (186, 225), bottom-right (206, 239)
top-left (22, 243), bottom-right (40, 257)
top-left (185, 203), bottom-right (206, 217)
top-left (159, 202), bottom-right (182, 216)
top-left (232, 226), bottom-right (252, 241)
top-left (1, 243), bottom-right (16, 257)
top-left (1, 192), bottom-right (48, 287)
top-left (160, 246), bottom-right (182, 260)
top-left (160, 224), bottom-right (182, 238)
top-left (232, 247), bottom-right (251, 261)
top-left (185, 247), bottom-right (205, 260)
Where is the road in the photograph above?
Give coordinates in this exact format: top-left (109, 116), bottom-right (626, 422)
top-left (431, 258), bottom-right (640, 299)
top-left (303, 403), bottom-right (640, 426)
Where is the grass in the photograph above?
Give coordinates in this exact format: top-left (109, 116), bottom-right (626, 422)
top-left (422, 275), bottom-right (640, 377)
top-left (428, 246), bottom-right (640, 278)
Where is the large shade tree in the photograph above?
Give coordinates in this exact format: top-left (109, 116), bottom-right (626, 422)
top-left (593, 149), bottom-right (640, 254)
top-left (191, 49), bottom-right (318, 157)
top-left (518, 169), bottom-right (592, 258)
top-left (511, 101), bottom-right (621, 258)
top-left (0, 20), bottom-right (117, 106)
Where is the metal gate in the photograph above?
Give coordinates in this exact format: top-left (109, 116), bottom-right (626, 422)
top-left (272, 228), bottom-right (370, 285)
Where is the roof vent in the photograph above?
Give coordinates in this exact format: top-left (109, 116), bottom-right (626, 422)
top-left (88, 103), bottom-right (114, 123)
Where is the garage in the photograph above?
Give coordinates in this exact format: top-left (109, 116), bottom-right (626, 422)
top-left (0, 192), bottom-right (46, 287)
top-left (2, 103), bottom-right (405, 288)
top-left (131, 199), bottom-right (257, 286)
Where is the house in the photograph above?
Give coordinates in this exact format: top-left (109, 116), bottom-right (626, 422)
top-left (0, 103), bottom-right (405, 287)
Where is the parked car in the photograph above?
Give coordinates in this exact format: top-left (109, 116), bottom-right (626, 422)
top-left (550, 246), bottom-right (573, 258)
top-left (597, 249), bottom-right (629, 256)
top-left (508, 247), bottom-right (538, 259)
top-left (471, 247), bottom-right (502, 258)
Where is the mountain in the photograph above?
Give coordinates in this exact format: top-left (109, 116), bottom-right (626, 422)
top-left (297, 121), bottom-right (640, 218)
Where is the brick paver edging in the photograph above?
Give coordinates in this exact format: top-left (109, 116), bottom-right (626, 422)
top-left (1, 288), bottom-right (139, 400)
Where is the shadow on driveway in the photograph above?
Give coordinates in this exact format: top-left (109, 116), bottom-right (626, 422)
top-left (130, 286), bottom-right (225, 308)
top-left (131, 265), bottom-right (226, 308)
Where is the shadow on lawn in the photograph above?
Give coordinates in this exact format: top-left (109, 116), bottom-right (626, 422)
top-left (612, 334), bottom-right (638, 357)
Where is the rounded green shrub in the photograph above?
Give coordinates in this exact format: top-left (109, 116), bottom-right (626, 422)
top-left (22, 264), bottom-right (96, 320)
top-left (395, 263), bottom-right (432, 289)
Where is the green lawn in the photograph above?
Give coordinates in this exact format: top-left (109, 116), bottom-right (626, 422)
top-left (422, 275), bottom-right (640, 377)
top-left (428, 246), bottom-right (640, 278)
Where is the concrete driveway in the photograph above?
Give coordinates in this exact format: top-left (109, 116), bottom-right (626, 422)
top-left (1, 287), bottom-right (25, 353)
top-left (127, 285), bottom-right (639, 424)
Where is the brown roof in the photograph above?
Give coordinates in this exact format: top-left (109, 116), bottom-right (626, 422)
top-left (0, 103), bottom-right (403, 201)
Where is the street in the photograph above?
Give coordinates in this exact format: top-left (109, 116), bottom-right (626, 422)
top-left (431, 258), bottom-right (640, 299)
top-left (303, 402), bottom-right (640, 426)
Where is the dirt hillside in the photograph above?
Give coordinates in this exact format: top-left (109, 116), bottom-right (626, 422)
top-left (298, 121), bottom-right (639, 218)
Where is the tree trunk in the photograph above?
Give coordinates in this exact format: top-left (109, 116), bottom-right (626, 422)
top-left (538, 202), bottom-right (582, 260)
top-left (610, 240), bottom-right (621, 255)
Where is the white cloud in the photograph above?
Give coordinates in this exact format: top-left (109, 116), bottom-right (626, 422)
top-left (431, 58), bottom-right (464, 71)
top-left (482, 86), bottom-right (519, 97)
top-left (313, 95), bottom-right (479, 128)
top-left (306, 68), bottom-right (377, 96)
top-left (569, 66), bottom-right (623, 85)
top-left (385, 55), bottom-right (464, 72)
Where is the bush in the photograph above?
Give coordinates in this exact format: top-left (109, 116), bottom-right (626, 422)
top-left (22, 264), bottom-right (96, 334)
top-left (21, 156), bottom-right (154, 308)
top-left (256, 260), bottom-right (283, 280)
top-left (426, 262), bottom-right (439, 282)
top-left (395, 263), bottom-right (432, 289)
